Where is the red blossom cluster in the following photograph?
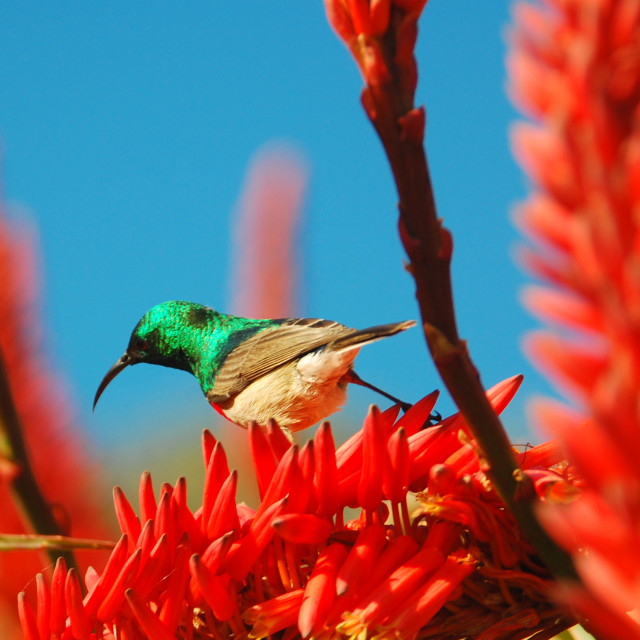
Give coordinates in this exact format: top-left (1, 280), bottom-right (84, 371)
top-left (508, 0), bottom-right (640, 637)
top-left (18, 377), bottom-right (578, 640)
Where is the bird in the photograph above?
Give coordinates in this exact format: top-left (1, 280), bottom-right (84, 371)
top-left (93, 300), bottom-right (417, 432)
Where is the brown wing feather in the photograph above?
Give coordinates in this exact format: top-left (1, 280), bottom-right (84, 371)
top-left (207, 318), bottom-right (355, 403)
top-left (207, 317), bottom-right (415, 404)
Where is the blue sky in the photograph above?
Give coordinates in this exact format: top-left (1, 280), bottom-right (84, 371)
top-left (0, 3), bottom-right (550, 475)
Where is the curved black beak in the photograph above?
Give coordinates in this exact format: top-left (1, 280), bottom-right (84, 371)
top-left (93, 353), bottom-right (133, 411)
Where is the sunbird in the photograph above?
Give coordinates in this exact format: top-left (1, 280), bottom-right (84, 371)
top-left (94, 300), bottom-right (416, 432)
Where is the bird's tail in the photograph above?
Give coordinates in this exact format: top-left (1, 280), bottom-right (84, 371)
top-left (328, 319), bottom-right (416, 352)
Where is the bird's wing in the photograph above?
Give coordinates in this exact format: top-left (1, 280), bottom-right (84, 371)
top-left (207, 318), bottom-right (355, 404)
top-left (207, 318), bottom-right (415, 404)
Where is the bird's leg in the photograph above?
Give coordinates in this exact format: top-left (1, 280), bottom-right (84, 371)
top-left (346, 370), bottom-right (442, 426)
top-left (345, 370), bottom-right (412, 412)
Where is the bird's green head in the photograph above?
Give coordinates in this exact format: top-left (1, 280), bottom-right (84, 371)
top-left (93, 301), bottom-right (215, 409)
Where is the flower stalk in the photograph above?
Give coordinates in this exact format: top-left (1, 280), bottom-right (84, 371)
top-left (323, 0), bottom-right (578, 582)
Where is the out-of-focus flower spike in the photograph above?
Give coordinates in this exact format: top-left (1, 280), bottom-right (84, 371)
top-left (336, 522), bottom-right (387, 596)
top-left (384, 426), bottom-right (409, 502)
top-left (531, 398), bottom-right (639, 488)
top-left (35, 573), bottom-right (49, 640)
top-left (522, 285), bottom-right (603, 334)
top-left (298, 543), bottom-right (348, 639)
top-left (189, 554), bottom-right (237, 621)
top-left (243, 589), bottom-right (304, 639)
top-left (357, 405), bottom-right (385, 511)
top-left (342, 546), bottom-right (444, 633)
top-left (517, 245), bottom-right (577, 292)
top-left (113, 486), bottom-right (141, 549)
top-left (272, 514), bottom-right (332, 545)
top-left (202, 428), bottom-right (217, 468)
top-left (17, 592), bottom-right (40, 640)
top-left (394, 389), bottom-right (439, 437)
top-left (556, 586), bottom-right (640, 640)
top-left (125, 588), bottom-right (176, 640)
top-left (138, 470), bottom-right (156, 526)
top-left (206, 469), bottom-right (240, 540)
top-left (511, 123), bottom-right (578, 206)
top-left (389, 551), bottom-right (476, 636)
top-left (254, 445), bottom-right (298, 520)
top-left (525, 332), bottom-right (607, 399)
top-left (512, 195), bottom-right (572, 252)
top-left (249, 421), bottom-right (279, 499)
top-left (49, 556), bottom-right (67, 636)
top-left (201, 442), bottom-right (231, 533)
top-left (158, 542), bottom-right (191, 635)
top-left (314, 422), bottom-right (340, 517)
top-left (96, 548), bottom-right (142, 622)
top-left (65, 568), bottom-right (90, 640)
top-left (266, 418), bottom-right (292, 460)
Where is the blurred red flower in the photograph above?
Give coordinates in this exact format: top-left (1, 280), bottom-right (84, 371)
top-left (0, 207), bottom-right (113, 638)
top-left (509, 0), bottom-right (640, 636)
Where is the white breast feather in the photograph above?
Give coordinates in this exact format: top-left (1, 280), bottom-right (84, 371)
top-left (295, 345), bottom-right (361, 383)
top-left (218, 346), bottom-right (361, 432)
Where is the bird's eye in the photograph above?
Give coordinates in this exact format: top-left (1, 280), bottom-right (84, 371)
top-left (136, 339), bottom-right (148, 351)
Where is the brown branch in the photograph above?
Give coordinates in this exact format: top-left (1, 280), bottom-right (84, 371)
top-left (356, 9), bottom-right (578, 582)
top-left (0, 347), bottom-right (79, 572)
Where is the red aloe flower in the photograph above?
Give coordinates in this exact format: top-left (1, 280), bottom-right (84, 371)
top-left (508, 0), bottom-right (640, 636)
top-left (18, 376), bottom-right (580, 639)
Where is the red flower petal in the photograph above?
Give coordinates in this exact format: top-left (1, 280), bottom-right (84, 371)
top-left (189, 554), bottom-right (236, 621)
top-left (113, 486), bottom-right (141, 548)
top-left (65, 569), bottom-right (90, 640)
top-left (357, 405), bottom-right (385, 511)
top-left (336, 522), bottom-right (387, 596)
top-left (17, 592), bottom-right (40, 640)
top-left (272, 513), bottom-right (332, 545)
top-left (314, 421), bottom-right (340, 516)
top-left (298, 543), bottom-right (348, 639)
top-left (126, 588), bottom-right (176, 640)
top-left (138, 470), bottom-right (157, 525)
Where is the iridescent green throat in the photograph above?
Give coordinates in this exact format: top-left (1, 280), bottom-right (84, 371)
top-left (130, 301), bottom-right (281, 393)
